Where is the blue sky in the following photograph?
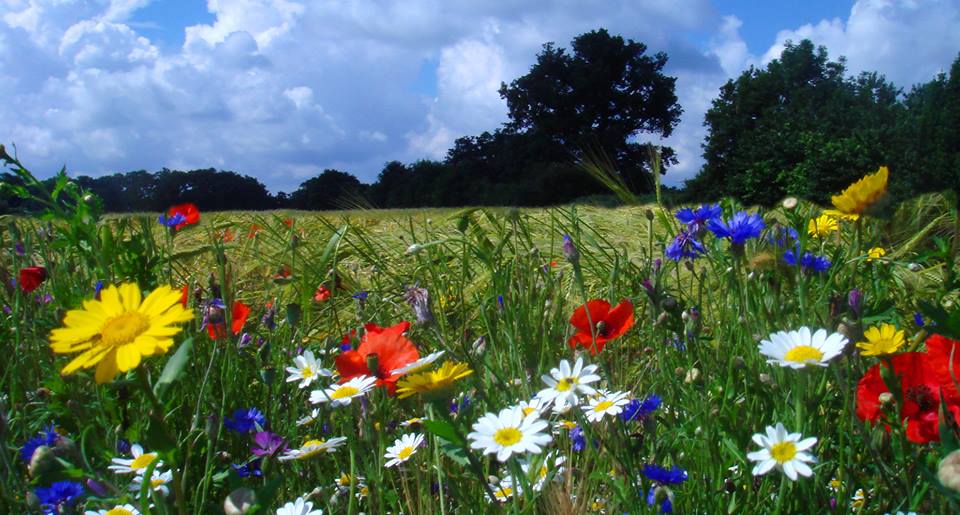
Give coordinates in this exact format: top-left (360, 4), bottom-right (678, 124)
top-left (1, 0), bottom-right (958, 193)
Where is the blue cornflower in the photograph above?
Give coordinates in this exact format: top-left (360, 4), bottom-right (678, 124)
top-left (642, 464), bottom-right (688, 485)
top-left (665, 231), bottom-right (706, 261)
top-left (116, 438), bottom-right (132, 455)
top-left (34, 481), bottom-right (84, 514)
top-left (352, 291), bottom-right (368, 300)
top-left (223, 407), bottom-right (266, 434)
top-left (232, 459), bottom-right (263, 478)
top-left (647, 486), bottom-right (675, 513)
top-left (450, 395), bottom-right (471, 414)
top-left (570, 425), bottom-right (586, 452)
top-left (93, 280), bottom-right (104, 300)
top-left (20, 424), bottom-right (59, 462)
top-left (707, 211), bottom-right (765, 246)
top-left (768, 226), bottom-right (799, 248)
top-left (915, 312), bottom-right (925, 327)
top-left (621, 395), bottom-right (662, 422)
top-left (157, 212), bottom-right (186, 228)
top-left (675, 203), bottom-right (722, 235)
top-left (784, 250), bottom-right (831, 273)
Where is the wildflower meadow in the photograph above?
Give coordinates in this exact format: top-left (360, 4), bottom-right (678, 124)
top-left (2, 146), bottom-right (960, 514)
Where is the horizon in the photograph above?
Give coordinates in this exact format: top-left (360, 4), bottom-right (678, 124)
top-left (2, 0), bottom-right (958, 194)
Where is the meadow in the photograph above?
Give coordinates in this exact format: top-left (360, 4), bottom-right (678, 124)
top-left (2, 153), bottom-right (960, 514)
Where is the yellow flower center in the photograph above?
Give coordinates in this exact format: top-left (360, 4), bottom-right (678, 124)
top-left (770, 441), bottom-right (797, 463)
top-left (555, 376), bottom-right (578, 392)
top-left (300, 366), bottom-right (315, 379)
top-left (593, 400), bottom-right (614, 412)
top-left (106, 509), bottom-right (134, 515)
top-left (522, 407), bottom-right (537, 416)
top-left (397, 446), bottom-right (415, 460)
top-left (495, 487), bottom-right (514, 499)
top-left (101, 312), bottom-right (150, 347)
top-left (783, 345), bottom-right (823, 364)
top-left (338, 474), bottom-right (350, 486)
top-left (150, 477), bottom-right (166, 488)
top-left (304, 439), bottom-right (325, 447)
top-left (331, 386), bottom-right (360, 399)
top-left (493, 427), bottom-right (523, 446)
top-left (130, 453), bottom-right (157, 470)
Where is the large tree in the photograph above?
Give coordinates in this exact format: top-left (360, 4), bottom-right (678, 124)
top-left (289, 169), bottom-right (364, 210)
top-left (498, 29), bottom-right (682, 193)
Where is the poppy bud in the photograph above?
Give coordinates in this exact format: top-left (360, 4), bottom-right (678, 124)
top-left (878, 392), bottom-right (894, 405)
top-left (18, 266), bottom-right (47, 293)
top-left (366, 353), bottom-right (380, 377)
top-left (561, 235), bottom-right (579, 264)
top-left (938, 450), bottom-right (960, 492)
top-left (645, 209), bottom-right (655, 221)
top-left (224, 487), bottom-right (256, 515)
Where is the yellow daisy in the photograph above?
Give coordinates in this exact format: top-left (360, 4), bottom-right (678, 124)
top-left (807, 214), bottom-right (839, 238)
top-left (866, 247), bottom-right (886, 261)
top-left (855, 323), bottom-right (905, 357)
top-left (395, 361), bottom-right (473, 399)
top-left (831, 166), bottom-right (888, 215)
top-left (50, 283), bottom-right (193, 383)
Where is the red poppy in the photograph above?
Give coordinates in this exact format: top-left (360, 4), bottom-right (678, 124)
top-left (924, 333), bottom-right (960, 394)
top-left (856, 351), bottom-right (960, 443)
top-left (248, 224), bottom-right (262, 238)
top-left (274, 266), bottom-right (291, 279)
top-left (19, 266), bottom-right (47, 293)
top-left (282, 218), bottom-right (294, 228)
top-left (167, 203), bottom-right (200, 231)
top-left (567, 299), bottom-right (635, 354)
top-left (219, 228), bottom-right (235, 242)
top-left (364, 321), bottom-right (411, 337)
top-left (314, 285), bottom-right (332, 302)
top-left (179, 284), bottom-right (189, 308)
top-left (335, 323), bottom-right (419, 395)
top-left (207, 300), bottom-right (251, 339)
top-left (341, 329), bottom-right (357, 346)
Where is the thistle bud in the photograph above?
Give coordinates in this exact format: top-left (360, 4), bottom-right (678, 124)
top-left (561, 235), bottom-right (579, 264)
top-left (847, 289), bottom-right (863, 318)
top-left (224, 487), bottom-right (257, 515)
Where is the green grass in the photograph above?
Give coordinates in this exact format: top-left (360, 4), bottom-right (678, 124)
top-left (2, 159), bottom-right (960, 514)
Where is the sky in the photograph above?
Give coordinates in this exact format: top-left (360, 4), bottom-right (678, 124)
top-left (2, 0), bottom-right (959, 194)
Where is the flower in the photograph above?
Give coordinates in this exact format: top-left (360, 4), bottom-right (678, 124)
top-left (278, 437), bottom-right (348, 461)
top-left (247, 224), bottom-right (262, 238)
top-left (207, 300), bottom-right (250, 339)
top-left (334, 472), bottom-right (369, 498)
top-left (108, 444), bottom-right (162, 475)
top-left (468, 406), bottom-right (552, 462)
top-left (561, 234), bottom-right (579, 264)
top-left (296, 409), bottom-right (321, 427)
top-left (569, 425), bottom-right (586, 452)
top-left (856, 323), bottom-right (905, 356)
top-left (20, 424), bottom-right (60, 462)
top-left (285, 350), bottom-right (331, 389)
top-left (747, 423), bottom-right (817, 481)
top-left (390, 350), bottom-right (445, 376)
top-left (856, 351), bottom-right (960, 443)
top-left (831, 166), bottom-right (888, 214)
top-left (335, 323), bottom-right (419, 395)
top-left (19, 266), bottom-right (47, 293)
top-left (224, 408), bottom-right (267, 434)
top-left (403, 284), bottom-right (433, 324)
top-left (395, 361), bottom-right (473, 399)
top-left (536, 357), bottom-right (601, 410)
top-left (314, 285), bottom-right (332, 302)
top-left (129, 468), bottom-right (173, 496)
top-left (583, 390), bottom-right (631, 423)
top-left (84, 504), bottom-right (141, 515)
top-left (782, 250), bottom-right (832, 273)
top-left (567, 299), bottom-right (635, 354)
top-left (642, 464), bottom-right (688, 485)
top-left (231, 459), bottom-right (262, 478)
top-left (807, 214), bottom-right (838, 237)
top-left (50, 283), bottom-right (193, 383)
top-left (490, 476), bottom-right (521, 503)
top-left (310, 375), bottom-right (377, 406)
top-left (675, 203), bottom-right (722, 235)
top-left (867, 247), bottom-right (886, 261)
top-left (164, 203), bottom-right (200, 230)
top-left (665, 231), bottom-right (706, 261)
top-left (707, 211), bottom-right (765, 246)
top-left (516, 397), bottom-right (550, 418)
top-left (157, 212), bottom-right (186, 228)
top-left (646, 486), bottom-right (675, 513)
top-left (276, 496), bottom-right (324, 515)
top-left (621, 394), bottom-right (662, 422)
top-left (251, 431), bottom-right (287, 457)
top-left (35, 481), bottom-right (84, 514)
top-left (758, 327), bottom-right (848, 369)
top-left (384, 433), bottom-right (425, 467)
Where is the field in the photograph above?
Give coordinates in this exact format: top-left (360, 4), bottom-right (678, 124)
top-left (3, 158), bottom-right (960, 514)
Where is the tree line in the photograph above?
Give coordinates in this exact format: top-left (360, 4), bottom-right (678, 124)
top-left (2, 32), bottom-right (958, 214)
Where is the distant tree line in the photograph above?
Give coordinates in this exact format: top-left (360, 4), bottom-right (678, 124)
top-left (2, 34), bottom-right (957, 214)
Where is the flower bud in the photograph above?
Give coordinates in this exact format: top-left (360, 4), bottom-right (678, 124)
top-left (908, 263), bottom-right (922, 272)
top-left (405, 243), bottom-right (423, 255)
top-left (878, 392), bottom-right (894, 405)
top-left (938, 449), bottom-right (960, 492)
top-left (684, 368), bottom-right (701, 384)
top-left (732, 356), bottom-right (746, 370)
top-left (224, 487), bottom-right (257, 515)
top-left (781, 197), bottom-right (798, 210)
top-left (561, 235), bottom-right (579, 264)
top-left (847, 289), bottom-right (863, 318)
top-left (644, 209), bottom-right (655, 221)
top-left (366, 353), bottom-right (380, 377)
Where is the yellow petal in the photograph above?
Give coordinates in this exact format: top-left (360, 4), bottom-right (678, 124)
top-left (139, 286), bottom-right (181, 318)
top-left (95, 349), bottom-right (120, 383)
top-left (118, 283), bottom-right (142, 312)
top-left (99, 285), bottom-right (124, 317)
top-left (62, 307), bottom-right (108, 329)
top-left (115, 343), bottom-right (142, 372)
top-left (61, 345), bottom-right (110, 374)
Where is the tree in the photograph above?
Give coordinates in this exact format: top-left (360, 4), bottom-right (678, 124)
top-left (290, 169), bottom-right (364, 210)
top-left (689, 40), bottom-right (902, 205)
top-left (498, 28), bottom-right (682, 192)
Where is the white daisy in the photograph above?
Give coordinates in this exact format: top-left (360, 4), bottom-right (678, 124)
top-left (747, 422), bottom-right (817, 481)
top-left (468, 406), bottom-right (552, 462)
top-left (297, 408), bottom-right (321, 427)
top-left (535, 357), bottom-right (601, 410)
top-left (84, 504), bottom-right (141, 515)
top-left (583, 390), bottom-right (631, 423)
top-left (384, 433), bottom-right (425, 467)
top-left (310, 376), bottom-right (377, 407)
top-left (285, 350), bottom-right (332, 389)
top-left (400, 416), bottom-right (427, 428)
top-left (129, 468), bottom-right (173, 497)
top-left (108, 444), bottom-right (162, 475)
top-left (521, 453), bottom-right (566, 491)
top-left (489, 476), bottom-right (521, 503)
top-left (333, 472), bottom-right (368, 498)
top-left (515, 397), bottom-right (550, 418)
top-left (390, 350), bottom-right (445, 376)
top-left (758, 327), bottom-right (848, 369)
top-left (276, 496), bottom-right (324, 515)
top-left (278, 437), bottom-right (348, 461)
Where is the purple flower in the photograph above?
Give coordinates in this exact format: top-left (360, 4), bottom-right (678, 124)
top-left (14, 241), bottom-right (25, 256)
top-left (621, 395), bottom-right (662, 422)
top-left (707, 211), bottom-right (765, 246)
top-left (675, 203), bottom-right (721, 236)
top-left (34, 481), bottom-right (84, 514)
top-left (665, 231), bottom-right (705, 261)
top-left (642, 464), bottom-right (688, 485)
top-left (20, 424), bottom-right (59, 462)
top-left (224, 408), bottom-right (266, 434)
top-left (404, 284), bottom-right (433, 325)
top-left (251, 431), bottom-right (287, 457)
top-left (848, 290), bottom-right (863, 317)
top-left (562, 234), bottom-right (579, 264)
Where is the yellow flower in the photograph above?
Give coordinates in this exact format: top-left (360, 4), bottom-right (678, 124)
top-left (855, 323), bottom-right (905, 357)
top-left (807, 214), bottom-right (839, 237)
top-left (396, 361), bottom-right (473, 399)
top-left (50, 283), bottom-right (193, 383)
top-left (822, 209), bottom-right (859, 222)
top-left (866, 247), bottom-right (886, 261)
top-left (831, 166), bottom-right (888, 215)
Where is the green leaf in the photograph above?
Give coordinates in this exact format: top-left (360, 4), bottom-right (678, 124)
top-left (153, 338), bottom-right (194, 399)
top-left (440, 442), bottom-right (470, 466)
top-left (423, 419), bottom-right (465, 446)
